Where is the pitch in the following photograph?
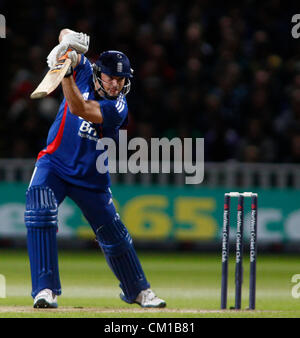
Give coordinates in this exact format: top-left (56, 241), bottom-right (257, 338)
top-left (0, 250), bottom-right (299, 318)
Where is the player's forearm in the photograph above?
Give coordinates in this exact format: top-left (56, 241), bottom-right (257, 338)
top-left (62, 77), bottom-right (103, 123)
top-left (62, 77), bottom-right (85, 114)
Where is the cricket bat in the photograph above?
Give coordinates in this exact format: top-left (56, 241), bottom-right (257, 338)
top-left (30, 50), bottom-right (72, 99)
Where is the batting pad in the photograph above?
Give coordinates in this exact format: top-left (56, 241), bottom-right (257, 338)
top-left (24, 186), bottom-right (61, 298)
top-left (96, 215), bottom-right (150, 302)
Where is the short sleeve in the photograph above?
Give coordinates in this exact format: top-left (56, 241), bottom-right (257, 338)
top-left (99, 98), bottom-right (128, 129)
top-left (73, 55), bottom-right (93, 83)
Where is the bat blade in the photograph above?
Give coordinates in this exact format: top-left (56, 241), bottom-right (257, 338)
top-left (30, 58), bottom-right (72, 99)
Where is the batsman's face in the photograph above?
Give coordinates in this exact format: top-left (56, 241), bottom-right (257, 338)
top-left (99, 73), bottom-right (125, 97)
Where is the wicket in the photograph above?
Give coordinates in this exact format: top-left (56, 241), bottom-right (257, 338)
top-left (221, 192), bottom-right (258, 310)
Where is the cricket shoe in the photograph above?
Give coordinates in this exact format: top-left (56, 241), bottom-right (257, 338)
top-left (33, 288), bottom-right (58, 308)
top-left (120, 288), bottom-right (166, 308)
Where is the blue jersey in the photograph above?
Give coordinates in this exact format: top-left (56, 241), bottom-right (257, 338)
top-left (36, 55), bottom-right (128, 190)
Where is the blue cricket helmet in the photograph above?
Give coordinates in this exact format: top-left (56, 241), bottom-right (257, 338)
top-left (92, 50), bottom-right (133, 99)
top-left (95, 50), bottom-right (133, 78)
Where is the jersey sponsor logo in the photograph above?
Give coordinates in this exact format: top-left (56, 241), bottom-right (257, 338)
top-left (78, 120), bottom-right (99, 142)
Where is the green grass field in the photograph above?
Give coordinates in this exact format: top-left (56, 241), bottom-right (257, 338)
top-left (0, 249), bottom-right (299, 318)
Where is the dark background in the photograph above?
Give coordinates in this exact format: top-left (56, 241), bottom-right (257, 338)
top-left (1, 0), bottom-right (300, 163)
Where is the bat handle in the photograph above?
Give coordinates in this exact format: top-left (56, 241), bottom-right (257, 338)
top-left (58, 48), bottom-right (73, 61)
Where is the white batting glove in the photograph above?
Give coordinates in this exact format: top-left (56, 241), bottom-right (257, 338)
top-left (67, 50), bottom-right (78, 68)
top-left (47, 43), bottom-right (78, 69)
top-left (61, 32), bottom-right (90, 54)
top-left (47, 42), bottom-right (68, 68)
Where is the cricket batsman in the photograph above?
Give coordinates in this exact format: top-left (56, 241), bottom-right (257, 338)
top-left (24, 29), bottom-right (166, 309)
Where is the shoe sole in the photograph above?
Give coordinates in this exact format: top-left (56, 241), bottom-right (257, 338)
top-left (136, 301), bottom-right (167, 308)
top-left (34, 298), bottom-right (58, 309)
